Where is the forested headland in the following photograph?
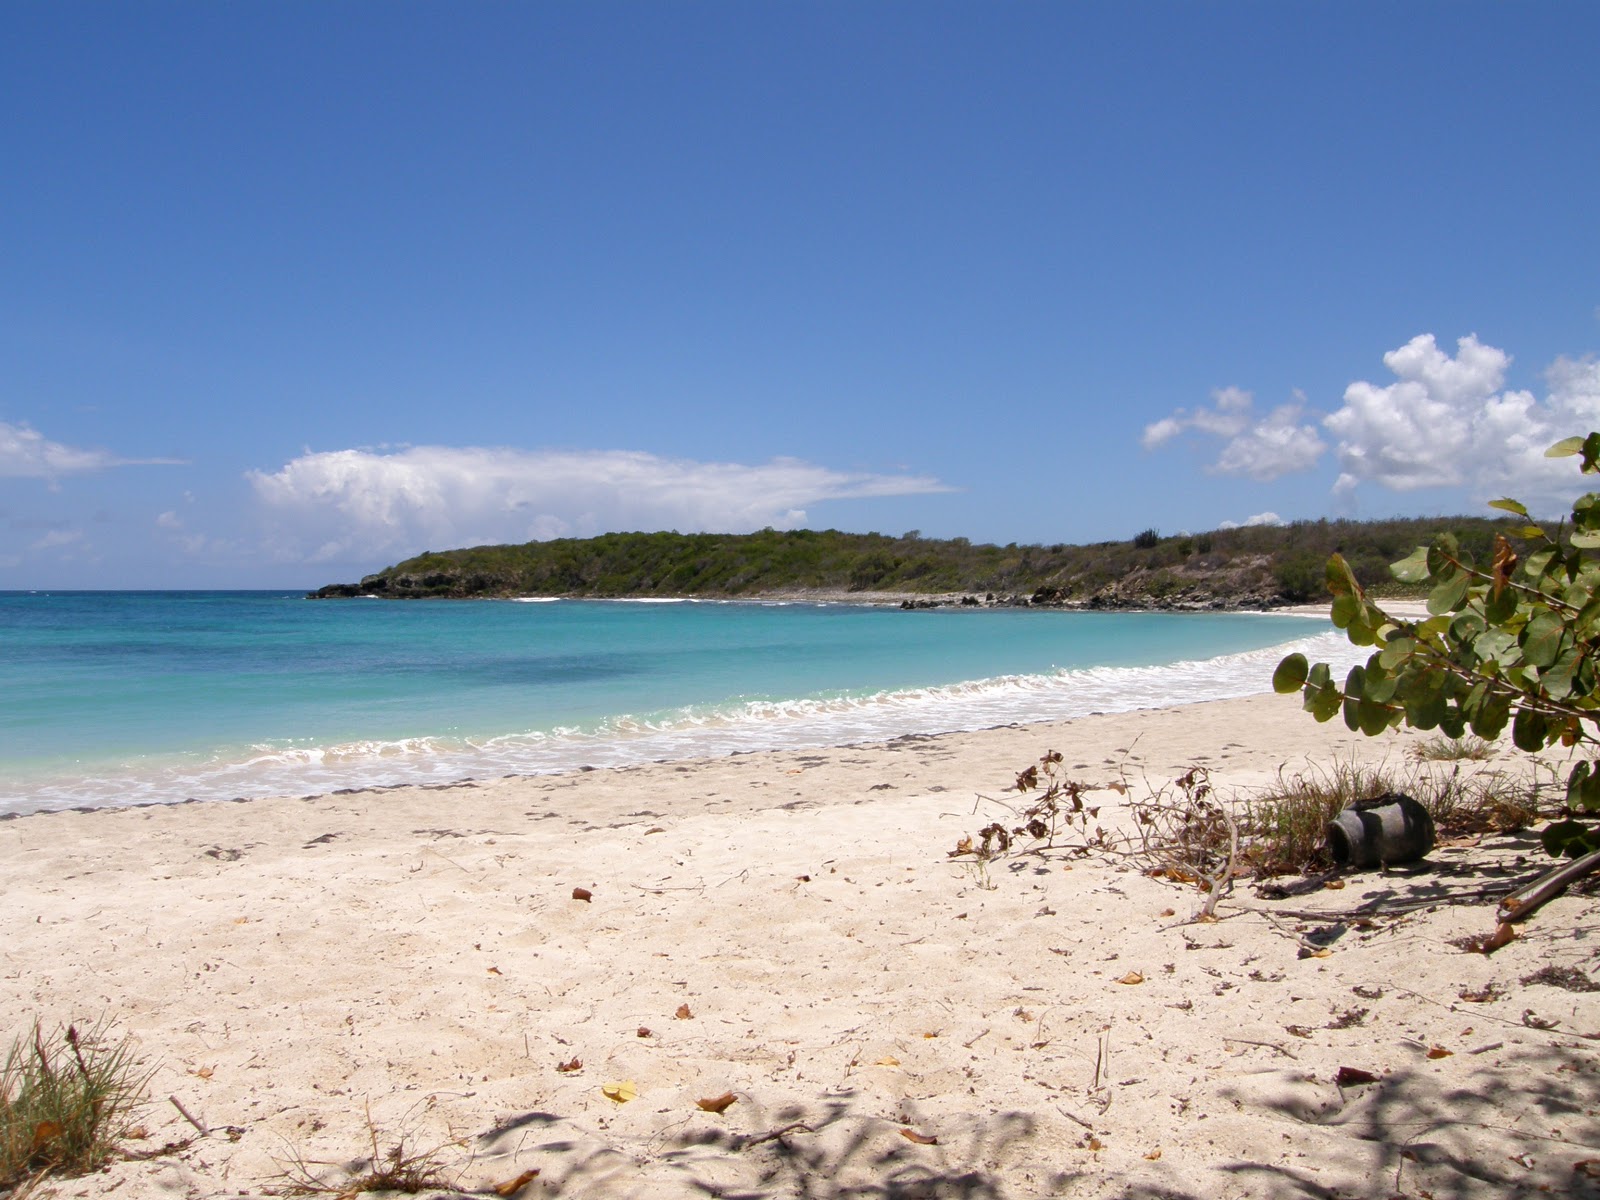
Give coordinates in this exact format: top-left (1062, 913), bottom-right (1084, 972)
top-left (310, 516), bottom-right (1524, 608)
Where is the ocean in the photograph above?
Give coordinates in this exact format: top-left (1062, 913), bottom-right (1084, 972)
top-left (0, 591), bottom-right (1359, 816)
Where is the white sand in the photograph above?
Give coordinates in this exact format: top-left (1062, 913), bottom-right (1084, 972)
top-left (3, 693), bottom-right (1596, 1199)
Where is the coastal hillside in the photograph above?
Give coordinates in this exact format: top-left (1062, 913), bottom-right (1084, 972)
top-left (310, 516), bottom-right (1519, 608)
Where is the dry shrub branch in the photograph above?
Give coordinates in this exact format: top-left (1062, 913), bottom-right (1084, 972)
top-left (951, 748), bottom-right (1547, 915)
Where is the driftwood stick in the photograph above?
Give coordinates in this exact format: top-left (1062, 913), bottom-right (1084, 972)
top-left (1497, 847), bottom-right (1600, 924)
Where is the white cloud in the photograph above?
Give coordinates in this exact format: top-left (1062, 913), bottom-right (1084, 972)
top-left (1326, 336), bottom-right (1600, 509)
top-left (1141, 388), bottom-right (1325, 481)
top-left (0, 421), bottom-right (184, 479)
top-left (1218, 511), bottom-right (1284, 530)
top-left (249, 445), bottom-right (954, 564)
top-left (156, 510), bottom-right (183, 529)
top-left (30, 528), bottom-right (84, 551)
top-left (1144, 334), bottom-right (1600, 512)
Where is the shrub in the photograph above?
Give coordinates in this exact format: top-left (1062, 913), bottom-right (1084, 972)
top-left (1132, 528), bottom-right (1160, 549)
top-left (1275, 431), bottom-right (1600, 858)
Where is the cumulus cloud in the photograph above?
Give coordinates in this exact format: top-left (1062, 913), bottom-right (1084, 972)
top-left (0, 421), bottom-right (183, 480)
top-left (1143, 334), bottom-right (1600, 512)
top-left (1140, 388), bottom-right (1324, 481)
top-left (1218, 511), bottom-right (1284, 530)
top-left (1326, 336), bottom-right (1600, 509)
top-left (249, 445), bottom-right (954, 563)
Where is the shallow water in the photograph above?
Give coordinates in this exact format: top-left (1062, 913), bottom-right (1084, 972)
top-left (0, 592), bottom-right (1356, 815)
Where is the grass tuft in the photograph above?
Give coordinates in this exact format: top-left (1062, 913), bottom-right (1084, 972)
top-left (1410, 734), bottom-right (1497, 762)
top-left (1242, 757), bottom-right (1543, 876)
top-left (274, 1106), bottom-right (465, 1197)
top-left (0, 1018), bottom-right (148, 1192)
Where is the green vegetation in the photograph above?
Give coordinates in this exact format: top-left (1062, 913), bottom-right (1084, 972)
top-left (1276, 432), bottom-right (1600, 858)
top-left (1, 1019), bottom-right (148, 1192)
top-left (312, 515), bottom-right (1526, 606)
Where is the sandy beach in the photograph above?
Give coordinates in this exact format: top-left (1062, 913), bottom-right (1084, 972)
top-left (4, 691), bottom-right (1597, 1199)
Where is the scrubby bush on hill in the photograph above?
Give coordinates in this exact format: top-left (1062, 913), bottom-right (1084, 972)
top-left (314, 516), bottom-right (1528, 606)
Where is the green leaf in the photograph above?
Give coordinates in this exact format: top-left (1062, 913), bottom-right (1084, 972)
top-left (1273, 653), bottom-right (1309, 694)
top-left (1525, 547), bottom-right (1558, 579)
top-left (1341, 665), bottom-right (1367, 732)
top-left (1362, 661), bottom-right (1399, 703)
top-left (1403, 679), bottom-right (1447, 730)
top-left (1390, 547), bottom-right (1431, 584)
top-left (1415, 615), bottom-right (1452, 640)
top-left (1543, 819), bottom-right (1599, 858)
top-left (1541, 662), bottom-right (1577, 703)
top-left (1469, 689), bottom-right (1511, 740)
top-left (1330, 593), bottom-right (1363, 630)
top-left (1570, 530), bottom-right (1600, 549)
top-left (1547, 435), bottom-right (1587, 458)
top-left (1576, 595), bottom-right (1600, 638)
top-left (1566, 761), bottom-right (1595, 810)
top-left (1520, 609), bottom-right (1566, 668)
top-left (1428, 531), bottom-right (1461, 571)
top-left (1304, 662), bottom-right (1341, 722)
top-left (1427, 570), bottom-right (1470, 615)
top-left (1377, 637), bottom-right (1416, 670)
top-left (1357, 697), bottom-right (1394, 736)
top-left (1487, 498), bottom-right (1529, 517)
top-left (1345, 614), bottom-right (1381, 647)
top-left (1512, 707), bottom-right (1549, 752)
top-left (1438, 707), bottom-right (1467, 738)
top-left (1325, 554), bottom-right (1359, 598)
top-left (1483, 580), bottom-right (1519, 624)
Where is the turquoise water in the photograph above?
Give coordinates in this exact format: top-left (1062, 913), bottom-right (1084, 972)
top-left (0, 591), bottom-right (1350, 815)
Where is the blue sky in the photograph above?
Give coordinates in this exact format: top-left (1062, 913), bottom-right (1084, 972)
top-left (3, 1), bottom-right (1597, 588)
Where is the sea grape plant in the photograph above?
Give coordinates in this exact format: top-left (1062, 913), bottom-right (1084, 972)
top-left (1273, 433), bottom-right (1600, 859)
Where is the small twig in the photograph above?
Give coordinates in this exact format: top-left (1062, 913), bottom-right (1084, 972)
top-left (1221, 1036), bottom-right (1297, 1060)
top-left (1055, 1105), bottom-right (1095, 1131)
top-left (739, 1121), bottom-right (813, 1149)
top-left (170, 1094), bottom-right (209, 1136)
top-left (962, 1028), bottom-right (990, 1048)
top-left (120, 1136), bottom-right (197, 1162)
top-left (627, 883), bottom-right (706, 894)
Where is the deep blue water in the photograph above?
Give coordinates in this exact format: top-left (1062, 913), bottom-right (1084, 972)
top-left (0, 591), bottom-right (1348, 815)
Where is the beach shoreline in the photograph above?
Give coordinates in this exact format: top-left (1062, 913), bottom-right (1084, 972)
top-left (4, 691), bottom-right (1594, 1199)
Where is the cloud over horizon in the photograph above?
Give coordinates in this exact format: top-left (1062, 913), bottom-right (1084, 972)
top-left (1143, 335), bottom-right (1600, 512)
top-left (248, 445), bottom-right (954, 564)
